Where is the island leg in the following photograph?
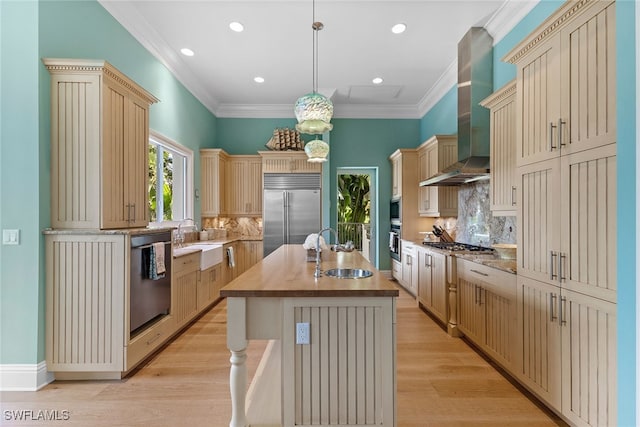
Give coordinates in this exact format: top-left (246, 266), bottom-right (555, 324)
top-left (229, 349), bottom-right (247, 427)
top-left (227, 297), bottom-right (248, 427)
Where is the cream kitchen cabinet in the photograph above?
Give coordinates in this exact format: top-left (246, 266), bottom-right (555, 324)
top-left (222, 241), bottom-right (239, 285)
top-left (388, 149), bottom-right (431, 240)
top-left (480, 80), bottom-right (517, 216)
top-left (400, 240), bottom-right (418, 296)
top-left (240, 240), bottom-right (263, 270)
top-left (44, 59), bottom-right (158, 229)
top-left (416, 246), bottom-right (447, 324)
top-left (259, 150), bottom-right (322, 173)
top-left (198, 263), bottom-right (223, 310)
top-left (391, 258), bottom-right (402, 282)
top-left (505, 0), bottom-right (616, 168)
top-left (516, 275), bottom-right (616, 427)
top-left (416, 135), bottom-right (458, 217)
top-left (201, 149), bottom-right (229, 217)
top-left (173, 251), bottom-right (200, 329)
top-left (226, 156), bottom-right (262, 216)
top-left (457, 258), bottom-right (517, 374)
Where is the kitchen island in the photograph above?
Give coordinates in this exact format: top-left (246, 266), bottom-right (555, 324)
top-left (221, 244), bottom-right (399, 427)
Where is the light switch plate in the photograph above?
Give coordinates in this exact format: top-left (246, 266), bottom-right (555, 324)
top-left (2, 229), bottom-right (20, 245)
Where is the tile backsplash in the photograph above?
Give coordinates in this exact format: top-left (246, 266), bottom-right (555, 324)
top-left (455, 181), bottom-right (516, 247)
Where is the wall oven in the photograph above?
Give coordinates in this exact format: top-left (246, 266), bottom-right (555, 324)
top-left (389, 223), bottom-right (401, 261)
top-left (390, 198), bottom-right (401, 223)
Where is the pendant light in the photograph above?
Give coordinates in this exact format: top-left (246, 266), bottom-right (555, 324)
top-left (294, 0), bottom-right (333, 162)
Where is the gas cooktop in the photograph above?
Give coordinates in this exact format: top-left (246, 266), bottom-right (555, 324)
top-left (422, 241), bottom-right (494, 253)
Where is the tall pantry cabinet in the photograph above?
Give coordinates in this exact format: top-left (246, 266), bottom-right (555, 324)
top-left (44, 59), bottom-right (158, 229)
top-left (504, 1), bottom-right (616, 426)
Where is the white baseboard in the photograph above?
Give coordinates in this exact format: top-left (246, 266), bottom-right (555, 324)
top-left (0, 362), bottom-right (54, 391)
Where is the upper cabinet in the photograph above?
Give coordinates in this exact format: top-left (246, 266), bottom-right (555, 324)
top-left (505, 0), bottom-right (616, 167)
top-left (480, 81), bottom-right (517, 216)
top-left (416, 135), bottom-right (458, 217)
top-left (201, 149), bottom-right (228, 217)
top-left (226, 155), bottom-right (262, 216)
top-left (44, 59), bottom-right (158, 229)
top-left (259, 151), bottom-right (322, 174)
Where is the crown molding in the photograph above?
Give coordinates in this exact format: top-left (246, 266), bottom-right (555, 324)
top-left (100, 0), bottom-right (543, 120)
top-left (97, 0), bottom-right (219, 113)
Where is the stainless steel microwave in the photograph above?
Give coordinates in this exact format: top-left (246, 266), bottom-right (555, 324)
top-left (390, 198), bottom-right (401, 223)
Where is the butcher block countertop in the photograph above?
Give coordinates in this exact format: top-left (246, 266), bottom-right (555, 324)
top-left (221, 244), bottom-right (399, 298)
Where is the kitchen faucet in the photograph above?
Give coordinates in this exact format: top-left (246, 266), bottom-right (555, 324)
top-left (176, 218), bottom-right (196, 247)
top-left (314, 227), bottom-right (355, 278)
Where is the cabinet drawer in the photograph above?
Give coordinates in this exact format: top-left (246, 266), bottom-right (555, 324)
top-left (172, 252), bottom-right (200, 275)
top-left (391, 259), bottom-right (402, 279)
top-left (457, 259), bottom-right (515, 298)
top-left (126, 315), bottom-right (175, 370)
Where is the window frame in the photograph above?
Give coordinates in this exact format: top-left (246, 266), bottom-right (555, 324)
top-left (148, 129), bottom-right (194, 228)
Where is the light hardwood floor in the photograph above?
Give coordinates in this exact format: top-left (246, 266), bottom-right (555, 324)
top-left (1, 283), bottom-right (564, 426)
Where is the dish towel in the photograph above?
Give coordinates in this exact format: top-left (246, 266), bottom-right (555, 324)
top-left (149, 242), bottom-right (166, 280)
top-left (227, 246), bottom-right (236, 268)
top-left (389, 232), bottom-right (395, 249)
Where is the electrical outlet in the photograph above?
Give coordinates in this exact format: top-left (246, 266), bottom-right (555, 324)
top-left (296, 322), bottom-right (310, 345)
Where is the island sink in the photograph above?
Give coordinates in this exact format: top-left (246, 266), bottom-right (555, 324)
top-left (324, 268), bottom-right (373, 279)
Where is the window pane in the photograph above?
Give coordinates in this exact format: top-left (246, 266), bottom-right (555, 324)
top-left (162, 150), bottom-right (173, 221)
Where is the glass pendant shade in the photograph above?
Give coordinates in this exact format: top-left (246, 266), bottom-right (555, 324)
top-left (304, 138), bottom-right (329, 162)
top-left (294, 92), bottom-right (333, 135)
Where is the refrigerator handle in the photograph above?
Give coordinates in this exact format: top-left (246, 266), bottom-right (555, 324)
top-left (282, 191), bottom-right (287, 244)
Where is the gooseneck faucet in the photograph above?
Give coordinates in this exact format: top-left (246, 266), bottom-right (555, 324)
top-left (315, 227), bottom-right (340, 278)
top-left (176, 218), bottom-right (195, 247)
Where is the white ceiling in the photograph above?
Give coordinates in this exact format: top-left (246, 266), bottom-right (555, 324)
top-left (99, 0), bottom-right (538, 119)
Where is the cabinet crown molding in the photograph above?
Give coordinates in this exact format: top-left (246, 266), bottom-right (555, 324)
top-left (43, 58), bottom-right (159, 105)
top-left (502, 0), bottom-right (595, 64)
top-left (480, 80), bottom-right (516, 109)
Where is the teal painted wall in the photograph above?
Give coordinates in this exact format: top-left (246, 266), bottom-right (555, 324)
top-left (330, 119), bottom-right (420, 270)
top-left (616, 2), bottom-right (636, 424)
top-left (216, 118), bottom-right (304, 154)
top-left (419, 86), bottom-right (457, 142)
top-left (0, 0), bottom-right (44, 364)
top-left (0, 0), bottom-right (217, 365)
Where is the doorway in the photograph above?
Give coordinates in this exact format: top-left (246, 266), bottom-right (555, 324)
top-left (336, 168), bottom-right (377, 268)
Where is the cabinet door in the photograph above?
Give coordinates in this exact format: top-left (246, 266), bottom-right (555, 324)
top-left (457, 271), bottom-right (484, 344)
top-left (560, 144), bottom-right (616, 303)
top-left (391, 157), bottom-right (401, 199)
top-left (200, 150), bottom-right (225, 217)
top-left (560, 288), bottom-right (616, 427)
top-left (102, 83), bottom-right (129, 229)
top-left (417, 249), bottom-right (432, 307)
top-left (482, 274), bottom-right (517, 372)
top-left (560, 1), bottom-right (616, 156)
top-left (391, 259), bottom-right (402, 281)
top-left (517, 158), bottom-right (561, 285)
top-left (515, 34), bottom-right (561, 167)
top-left (102, 85), bottom-right (149, 229)
top-left (489, 84), bottom-right (517, 214)
top-left (226, 159), bottom-right (245, 215)
top-left (417, 149), bottom-right (431, 214)
top-left (174, 270), bottom-right (198, 327)
top-left (516, 276), bottom-right (561, 408)
top-left (123, 97), bottom-right (150, 227)
top-left (429, 251), bottom-right (447, 324)
top-left (246, 159), bottom-right (263, 215)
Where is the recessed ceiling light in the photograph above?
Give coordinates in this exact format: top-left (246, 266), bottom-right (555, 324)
top-left (391, 23), bottom-right (407, 34)
top-left (254, 76), bottom-right (265, 83)
top-left (229, 22), bottom-right (244, 32)
top-left (372, 77), bottom-right (383, 85)
top-left (180, 48), bottom-right (194, 57)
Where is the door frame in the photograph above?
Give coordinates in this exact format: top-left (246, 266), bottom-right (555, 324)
top-left (336, 167), bottom-right (378, 268)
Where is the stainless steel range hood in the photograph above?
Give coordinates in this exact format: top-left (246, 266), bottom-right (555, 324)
top-left (420, 27), bottom-right (493, 187)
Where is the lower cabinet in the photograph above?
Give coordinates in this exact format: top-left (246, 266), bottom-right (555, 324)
top-left (457, 258), bottom-right (517, 373)
top-left (391, 258), bottom-right (402, 281)
top-left (173, 251), bottom-right (200, 329)
top-left (400, 240), bottom-right (418, 296)
top-left (222, 242), bottom-right (239, 284)
top-left (516, 275), bottom-right (616, 427)
top-left (416, 247), bottom-right (447, 324)
top-left (198, 263), bottom-right (223, 310)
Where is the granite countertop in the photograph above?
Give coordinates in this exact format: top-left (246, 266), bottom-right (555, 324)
top-left (408, 239), bottom-right (517, 275)
top-left (453, 253), bottom-right (517, 275)
top-left (220, 244), bottom-right (399, 298)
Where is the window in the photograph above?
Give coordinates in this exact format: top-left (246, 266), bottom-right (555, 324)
top-left (148, 130), bottom-right (193, 225)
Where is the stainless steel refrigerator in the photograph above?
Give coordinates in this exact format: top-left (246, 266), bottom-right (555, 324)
top-left (263, 173), bottom-right (321, 257)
